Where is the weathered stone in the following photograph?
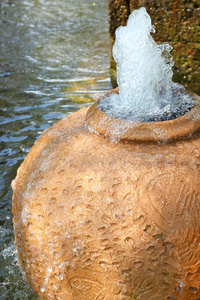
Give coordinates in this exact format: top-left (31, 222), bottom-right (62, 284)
top-left (108, 0), bottom-right (130, 87)
top-left (108, 0), bottom-right (130, 38)
top-left (109, 0), bottom-right (200, 94)
top-left (12, 89), bottom-right (200, 299)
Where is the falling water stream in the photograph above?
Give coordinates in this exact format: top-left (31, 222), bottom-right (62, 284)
top-left (0, 0), bottom-right (111, 298)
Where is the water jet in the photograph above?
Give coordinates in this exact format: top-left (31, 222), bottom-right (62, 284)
top-left (12, 7), bottom-right (200, 300)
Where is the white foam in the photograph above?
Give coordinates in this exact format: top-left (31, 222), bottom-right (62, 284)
top-left (99, 7), bottom-right (195, 122)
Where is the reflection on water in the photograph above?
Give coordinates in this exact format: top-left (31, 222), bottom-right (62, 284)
top-left (0, 0), bottom-right (111, 298)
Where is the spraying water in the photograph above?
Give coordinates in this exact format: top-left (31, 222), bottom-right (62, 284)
top-left (100, 7), bottom-right (195, 122)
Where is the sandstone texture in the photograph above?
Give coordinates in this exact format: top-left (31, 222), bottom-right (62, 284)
top-left (108, 0), bottom-right (200, 94)
top-left (12, 90), bottom-right (200, 299)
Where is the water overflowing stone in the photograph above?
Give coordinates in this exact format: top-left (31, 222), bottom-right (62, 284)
top-left (99, 7), bottom-right (196, 122)
top-left (100, 83), bottom-right (196, 122)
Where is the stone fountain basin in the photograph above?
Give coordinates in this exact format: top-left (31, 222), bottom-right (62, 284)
top-left (12, 88), bottom-right (200, 299)
top-left (86, 87), bottom-right (200, 142)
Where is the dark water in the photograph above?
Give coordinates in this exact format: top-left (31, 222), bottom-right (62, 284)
top-left (0, 0), bottom-right (111, 298)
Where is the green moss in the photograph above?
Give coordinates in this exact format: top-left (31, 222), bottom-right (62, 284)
top-left (195, 43), bottom-right (200, 51)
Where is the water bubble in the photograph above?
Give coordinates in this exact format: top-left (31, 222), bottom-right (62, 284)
top-left (100, 7), bottom-right (196, 122)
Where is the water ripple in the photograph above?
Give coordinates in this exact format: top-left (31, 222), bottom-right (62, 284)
top-left (0, 115), bottom-right (32, 125)
top-left (0, 0), bottom-right (111, 298)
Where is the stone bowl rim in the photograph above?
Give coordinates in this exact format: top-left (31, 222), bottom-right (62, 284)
top-left (85, 86), bottom-right (200, 142)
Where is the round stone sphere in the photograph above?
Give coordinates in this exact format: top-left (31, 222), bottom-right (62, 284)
top-left (12, 90), bottom-right (200, 300)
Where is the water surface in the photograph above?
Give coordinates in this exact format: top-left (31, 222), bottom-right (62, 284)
top-left (0, 0), bottom-right (111, 298)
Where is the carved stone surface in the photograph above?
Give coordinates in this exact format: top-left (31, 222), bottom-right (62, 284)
top-left (12, 91), bottom-right (200, 299)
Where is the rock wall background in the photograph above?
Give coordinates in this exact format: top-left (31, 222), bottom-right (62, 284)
top-left (108, 0), bottom-right (200, 94)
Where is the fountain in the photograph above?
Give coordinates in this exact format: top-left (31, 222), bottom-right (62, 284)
top-left (12, 7), bottom-right (200, 300)
top-left (100, 7), bottom-right (195, 123)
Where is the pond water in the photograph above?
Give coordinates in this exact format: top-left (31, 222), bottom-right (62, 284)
top-left (0, 0), bottom-right (111, 298)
